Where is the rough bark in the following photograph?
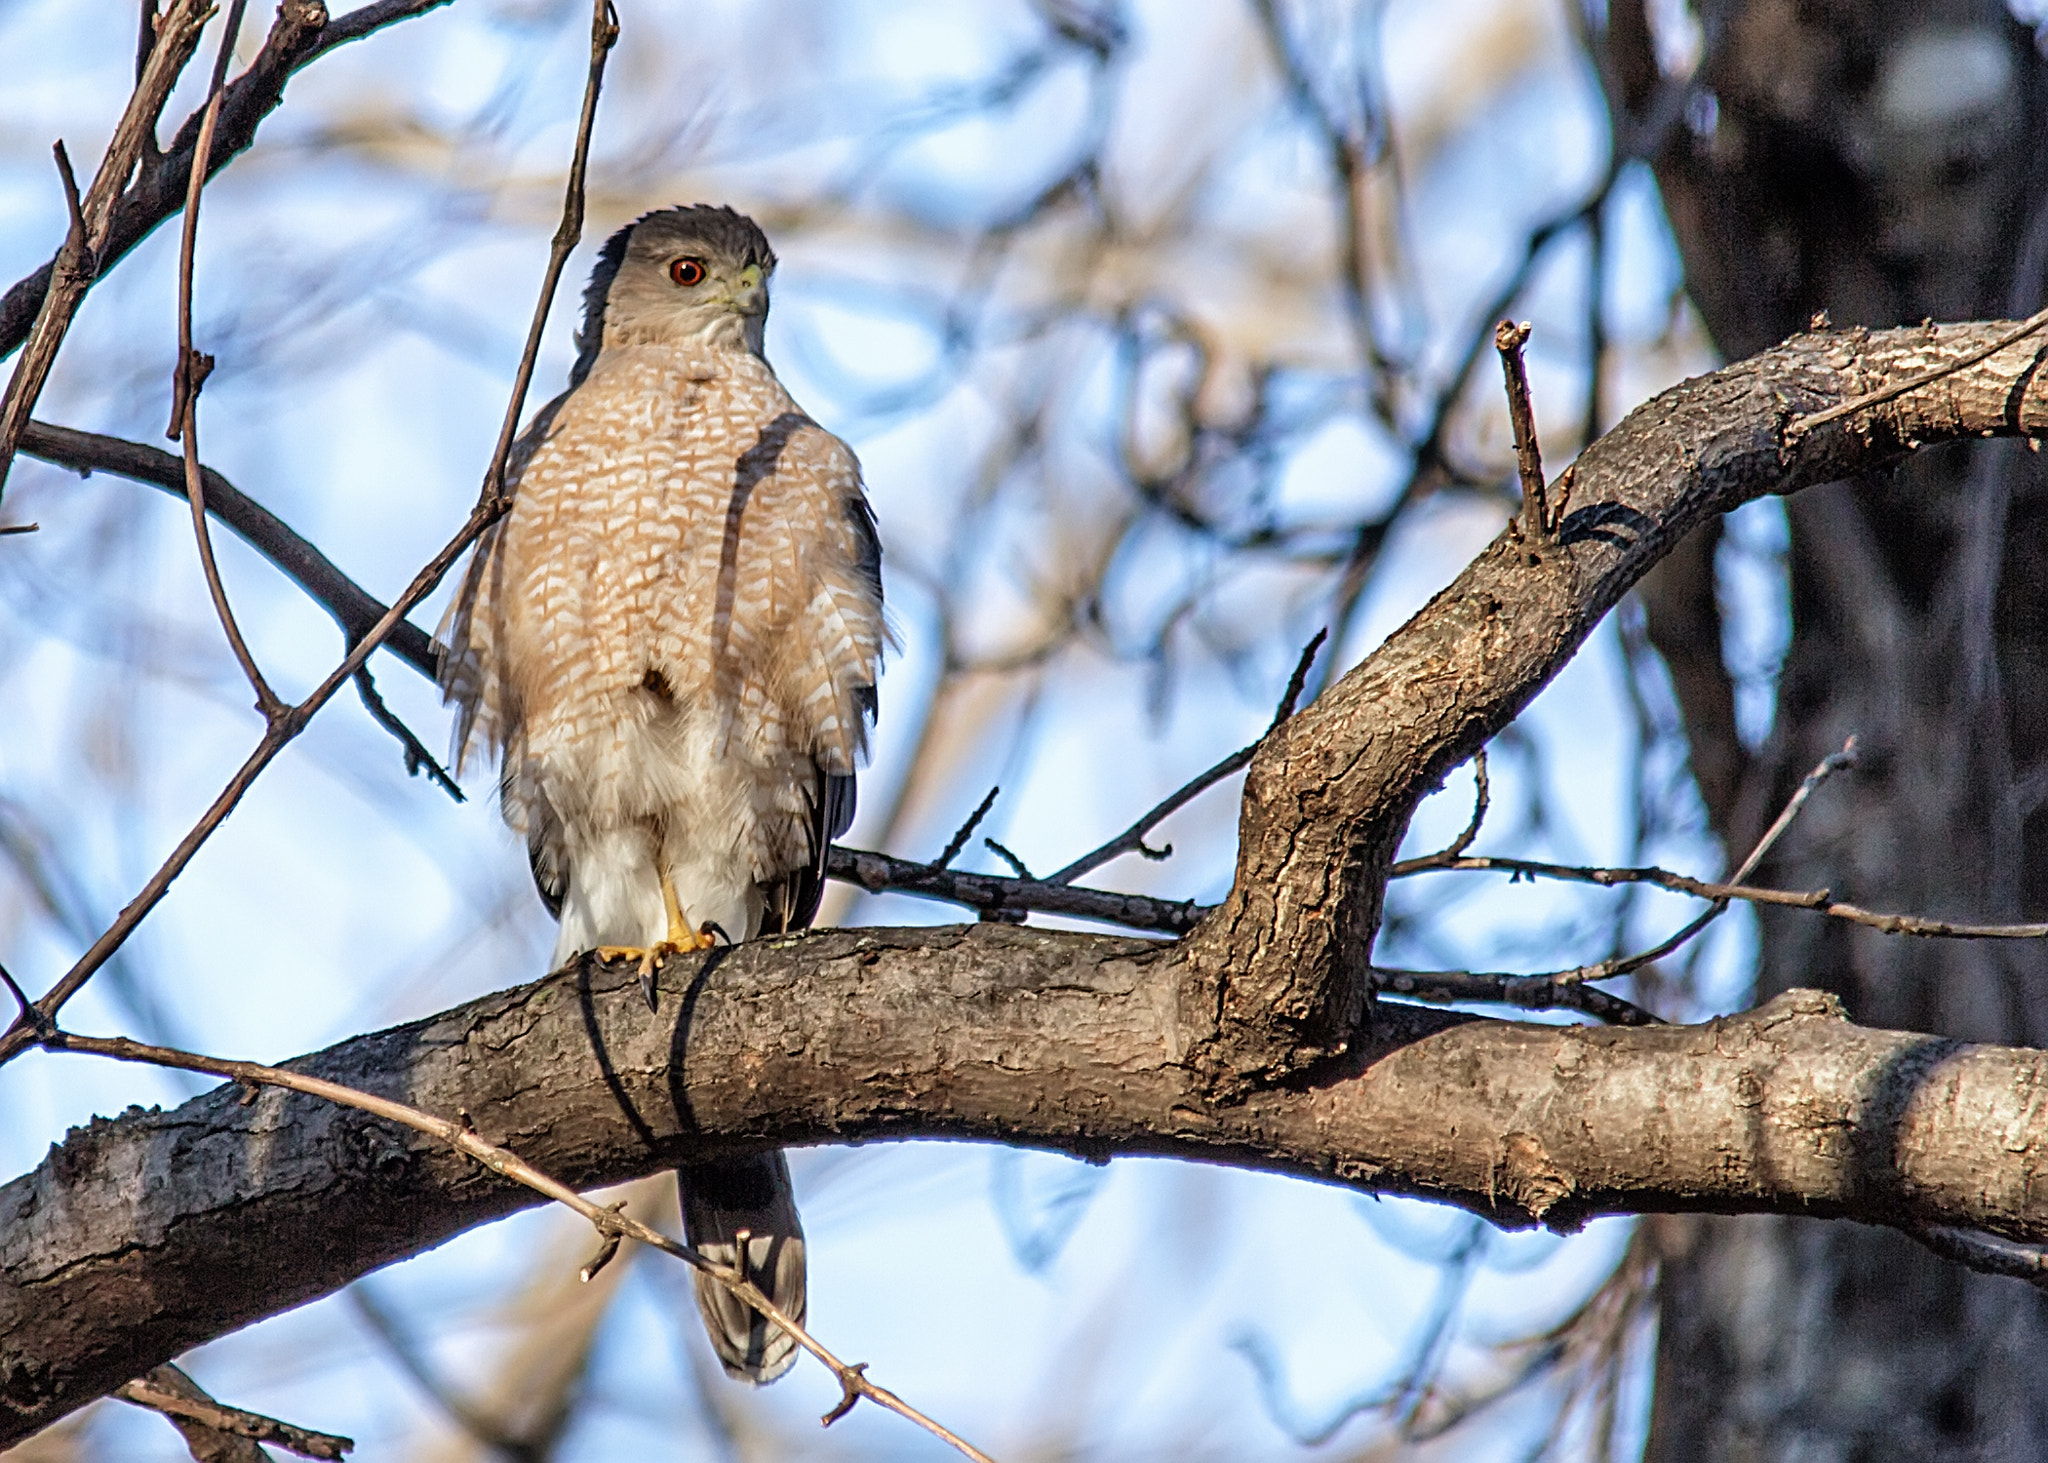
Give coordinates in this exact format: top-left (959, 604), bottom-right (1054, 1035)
top-left (8, 316), bottom-right (2048, 1443)
top-left (1600, 2), bottom-right (2048, 1457)
top-left (1180, 313), bottom-right (2048, 1091)
top-left (13, 935), bottom-right (2048, 1449)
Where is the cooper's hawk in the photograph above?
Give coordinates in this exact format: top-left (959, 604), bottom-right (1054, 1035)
top-left (438, 205), bottom-right (884, 1383)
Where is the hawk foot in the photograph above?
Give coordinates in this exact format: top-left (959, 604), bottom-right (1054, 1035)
top-left (591, 924), bottom-right (722, 1009)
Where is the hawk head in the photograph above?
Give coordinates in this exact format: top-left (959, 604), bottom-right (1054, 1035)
top-left (573, 204), bottom-right (779, 380)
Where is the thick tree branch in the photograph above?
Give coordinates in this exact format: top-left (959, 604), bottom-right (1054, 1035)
top-left (8, 938), bottom-right (2048, 1445)
top-left (52, 1029), bottom-right (990, 1461)
top-left (1181, 317), bottom-right (2048, 1089)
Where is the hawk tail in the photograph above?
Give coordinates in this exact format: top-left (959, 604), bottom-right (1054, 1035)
top-left (680, 1151), bottom-right (806, 1383)
top-left (683, 767), bottom-right (848, 1383)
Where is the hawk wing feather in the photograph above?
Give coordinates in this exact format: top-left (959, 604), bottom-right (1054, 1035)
top-left (760, 489), bottom-right (877, 934)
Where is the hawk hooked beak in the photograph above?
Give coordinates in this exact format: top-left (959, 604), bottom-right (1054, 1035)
top-left (733, 263), bottom-right (766, 314)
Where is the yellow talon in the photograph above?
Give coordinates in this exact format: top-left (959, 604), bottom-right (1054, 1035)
top-left (592, 944), bottom-right (650, 964)
top-left (606, 869), bottom-right (724, 1007)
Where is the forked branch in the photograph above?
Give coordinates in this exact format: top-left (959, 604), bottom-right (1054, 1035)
top-left (0, 0), bottom-right (213, 498)
top-left (118, 1364), bottom-right (352, 1460)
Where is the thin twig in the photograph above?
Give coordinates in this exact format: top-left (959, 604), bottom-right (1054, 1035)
top-left (1392, 854), bottom-right (1827, 906)
top-left (1477, 739), bottom-right (1861, 993)
top-left (0, 521), bottom-right (37, 536)
top-left (46, 1029), bottom-right (997, 1463)
top-left (1374, 967), bottom-right (1661, 1025)
top-left (580, 1200), bottom-right (627, 1282)
top-left (0, 960), bottom-right (41, 1033)
top-left (0, 0), bottom-right (213, 499)
top-left (825, 845), bottom-right (1203, 933)
top-left (172, 0), bottom-right (284, 720)
top-left (1044, 629), bottom-right (1325, 886)
top-left (118, 1364), bottom-right (352, 1460)
top-left (1910, 1223), bottom-right (2048, 1294)
top-left (17, 421), bottom-right (439, 676)
top-left (481, 0), bottom-right (618, 511)
top-left (1733, 737), bottom-right (1858, 883)
top-left (935, 785), bottom-right (999, 869)
top-left (349, 660), bottom-right (461, 798)
top-left (1574, 738), bottom-right (1855, 983)
top-left (52, 141), bottom-right (86, 251)
top-left (983, 839), bottom-right (1034, 879)
top-left (1790, 306), bottom-right (2048, 437)
top-left (1383, 741), bottom-right (1865, 1013)
top-left (1494, 319), bottom-right (1550, 540)
top-left (1429, 748), bottom-right (1489, 862)
top-left (1264, 627), bottom-right (1328, 735)
top-left (1391, 844), bottom-right (2048, 940)
top-left (0, 0), bottom-right (619, 1068)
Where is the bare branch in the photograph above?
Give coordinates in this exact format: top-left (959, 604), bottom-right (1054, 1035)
top-left (1495, 320), bottom-right (1550, 540)
top-left (0, 0), bottom-right (213, 499)
top-left (118, 1364), bottom-right (352, 1460)
top-left (0, 1), bottom-right (453, 366)
top-left (0, 0), bottom-right (620, 1069)
top-left (15, 421), bottom-right (438, 676)
top-left (1389, 854), bottom-right (2048, 940)
top-left (934, 785), bottom-right (1000, 870)
top-left (825, 845), bottom-right (1202, 933)
top-left (348, 662), bottom-right (461, 800)
top-left (50, 143), bottom-right (85, 253)
top-left (47, 1028), bottom-right (994, 1463)
top-left (1372, 966), bottom-right (1661, 1026)
top-left (1465, 741), bottom-right (1861, 995)
top-left (172, 0), bottom-right (285, 721)
top-left (982, 838), bottom-right (1034, 880)
top-left (0, 962), bottom-right (38, 1034)
top-left (1402, 747), bottom-right (1489, 867)
top-left (1734, 738), bottom-right (1859, 882)
top-left (17, 954), bottom-right (2048, 1443)
top-left (480, 1), bottom-right (618, 511)
top-left (1044, 629), bottom-right (1324, 887)
top-left (1910, 1224), bottom-right (2048, 1294)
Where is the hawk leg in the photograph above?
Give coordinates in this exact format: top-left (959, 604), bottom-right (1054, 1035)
top-left (593, 866), bottom-right (719, 1008)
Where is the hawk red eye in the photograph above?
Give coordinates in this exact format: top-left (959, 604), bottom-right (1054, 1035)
top-left (670, 257), bottom-right (706, 287)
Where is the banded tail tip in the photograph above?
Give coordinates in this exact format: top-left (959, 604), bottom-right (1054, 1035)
top-left (680, 1153), bottom-right (807, 1385)
top-left (691, 1231), bottom-right (805, 1383)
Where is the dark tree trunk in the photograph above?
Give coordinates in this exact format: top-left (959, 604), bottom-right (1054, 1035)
top-left (1605, 0), bottom-right (2048, 1456)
